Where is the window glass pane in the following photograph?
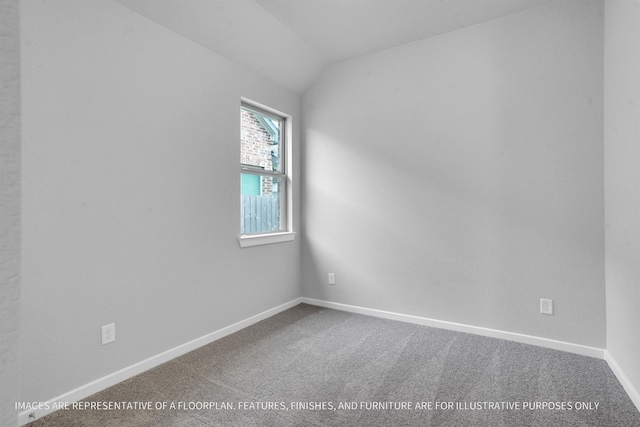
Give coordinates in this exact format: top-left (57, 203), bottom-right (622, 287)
top-left (241, 106), bottom-right (282, 173)
top-left (240, 174), bottom-right (282, 234)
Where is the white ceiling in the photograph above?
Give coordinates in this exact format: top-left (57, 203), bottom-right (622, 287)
top-left (116, 0), bottom-right (550, 94)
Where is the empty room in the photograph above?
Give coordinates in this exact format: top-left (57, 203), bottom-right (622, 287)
top-left (2, 0), bottom-right (640, 425)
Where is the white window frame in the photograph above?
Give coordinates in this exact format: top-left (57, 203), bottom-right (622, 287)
top-left (238, 98), bottom-right (295, 247)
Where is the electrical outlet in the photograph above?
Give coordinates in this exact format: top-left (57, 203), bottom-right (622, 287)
top-left (328, 273), bottom-right (335, 285)
top-left (101, 323), bottom-right (115, 345)
top-left (540, 299), bottom-right (553, 315)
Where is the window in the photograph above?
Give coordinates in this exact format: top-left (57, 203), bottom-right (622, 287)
top-left (239, 100), bottom-right (295, 247)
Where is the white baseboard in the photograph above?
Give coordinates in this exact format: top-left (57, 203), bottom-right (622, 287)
top-left (605, 350), bottom-right (640, 413)
top-left (19, 297), bottom-right (302, 426)
top-left (21, 297), bottom-right (638, 425)
top-left (301, 297), bottom-right (605, 359)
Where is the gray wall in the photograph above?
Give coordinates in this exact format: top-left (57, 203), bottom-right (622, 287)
top-left (302, 0), bottom-right (605, 348)
top-left (20, 0), bottom-right (301, 403)
top-left (604, 0), bottom-right (640, 403)
top-left (1, 0), bottom-right (20, 424)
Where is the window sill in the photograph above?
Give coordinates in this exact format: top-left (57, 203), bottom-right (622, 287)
top-left (238, 231), bottom-right (296, 248)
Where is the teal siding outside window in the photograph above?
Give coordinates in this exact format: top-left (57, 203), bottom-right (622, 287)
top-left (241, 173), bottom-right (261, 196)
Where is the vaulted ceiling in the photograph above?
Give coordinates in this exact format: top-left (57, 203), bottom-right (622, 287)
top-left (116, 0), bottom-right (550, 94)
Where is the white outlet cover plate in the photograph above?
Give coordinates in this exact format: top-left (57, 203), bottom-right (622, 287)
top-left (101, 323), bottom-right (115, 345)
top-left (540, 299), bottom-right (553, 315)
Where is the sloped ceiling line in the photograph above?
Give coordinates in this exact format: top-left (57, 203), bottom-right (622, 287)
top-left (116, 0), bottom-right (550, 94)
